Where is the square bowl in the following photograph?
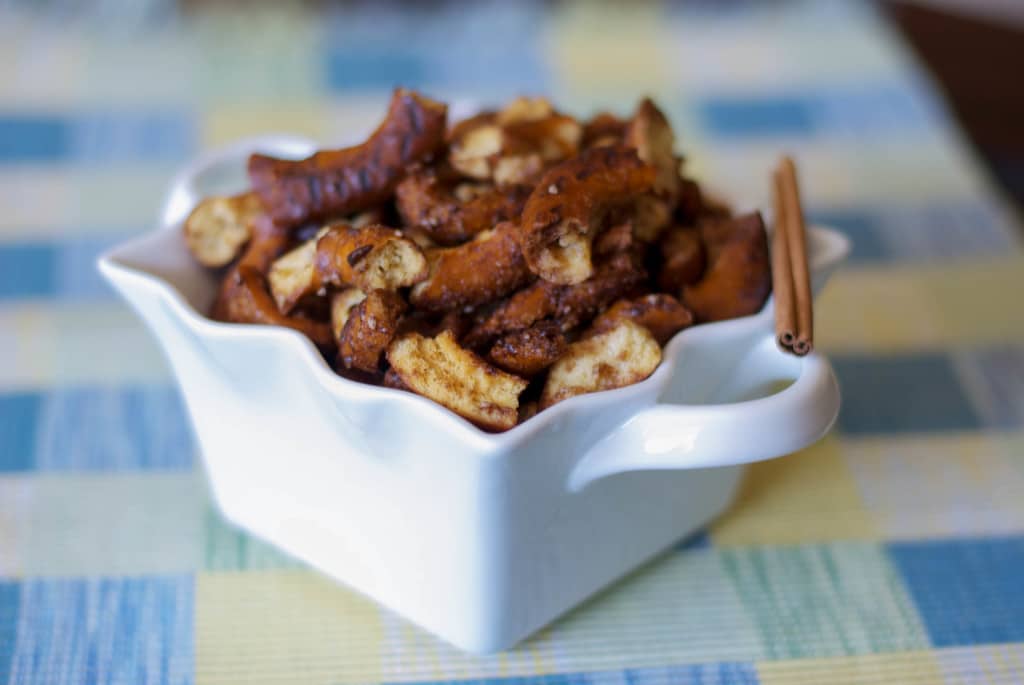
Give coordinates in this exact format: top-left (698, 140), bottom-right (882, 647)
top-left (98, 135), bottom-right (850, 653)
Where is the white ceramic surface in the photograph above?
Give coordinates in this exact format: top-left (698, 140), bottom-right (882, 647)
top-left (98, 135), bottom-right (850, 653)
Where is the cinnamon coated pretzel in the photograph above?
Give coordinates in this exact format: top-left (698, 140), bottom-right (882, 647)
top-left (182, 89), bottom-right (771, 430)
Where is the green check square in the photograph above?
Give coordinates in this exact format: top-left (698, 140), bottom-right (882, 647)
top-left (203, 505), bottom-right (303, 572)
top-left (721, 542), bottom-right (930, 660)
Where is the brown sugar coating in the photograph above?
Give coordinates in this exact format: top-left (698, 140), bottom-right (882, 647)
top-left (519, 145), bottom-right (655, 285)
top-left (248, 89), bottom-right (447, 228)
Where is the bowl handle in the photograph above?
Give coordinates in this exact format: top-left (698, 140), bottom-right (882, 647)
top-left (159, 135), bottom-right (317, 228)
top-left (566, 345), bottom-right (840, 492)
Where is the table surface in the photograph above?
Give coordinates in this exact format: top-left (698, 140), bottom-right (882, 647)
top-left (1, 2), bottom-right (1023, 684)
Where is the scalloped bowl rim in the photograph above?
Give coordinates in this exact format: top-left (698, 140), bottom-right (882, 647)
top-left (99, 217), bottom-right (849, 453)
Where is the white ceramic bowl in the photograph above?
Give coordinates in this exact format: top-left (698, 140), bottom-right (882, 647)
top-left (98, 135), bottom-right (850, 654)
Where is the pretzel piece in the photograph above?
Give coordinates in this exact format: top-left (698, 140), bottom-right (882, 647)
top-left (330, 287), bottom-right (367, 344)
top-left (248, 89), bottom-right (447, 228)
top-left (502, 115), bottom-right (582, 164)
top-left (488, 321), bottom-right (567, 377)
top-left (682, 212), bottom-right (771, 322)
top-left (183, 192), bottom-right (263, 267)
top-left (582, 112), bottom-right (626, 148)
top-left (409, 221), bottom-right (531, 312)
top-left (588, 293), bottom-right (693, 345)
top-left (338, 289), bottom-right (407, 373)
top-left (592, 219), bottom-right (635, 258)
top-left (624, 98), bottom-right (681, 200)
top-left (448, 113), bottom-right (501, 179)
top-left (491, 153), bottom-right (546, 187)
top-left (631, 195), bottom-right (673, 243)
top-left (676, 178), bottom-right (705, 224)
top-left (540, 320), bottom-right (661, 409)
top-left (233, 212), bottom-right (290, 273)
top-left (448, 98), bottom-right (582, 186)
top-left (465, 250), bottom-right (646, 347)
top-left (267, 227), bottom-right (328, 314)
top-left (463, 281), bottom-right (554, 349)
top-left (436, 310), bottom-right (473, 341)
top-left (269, 220), bottom-right (422, 315)
top-left (211, 266), bottom-right (333, 349)
top-left (551, 250), bottom-right (648, 327)
top-left (517, 400), bottom-right (539, 424)
top-left (497, 98), bottom-right (581, 165)
top-left (491, 118), bottom-right (581, 187)
top-left (519, 145), bottom-right (655, 285)
top-left (315, 224), bottom-right (428, 293)
top-left (495, 96), bottom-right (554, 125)
top-left (657, 225), bottom-right (706, 292)
top-left (387, 330), bottom-right (528, 431)
top-left (395, 169), bottom-right (530, 245)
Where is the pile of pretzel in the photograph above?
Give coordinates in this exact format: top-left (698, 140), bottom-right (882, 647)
top-left (183, 89), bottom-right (771, 431)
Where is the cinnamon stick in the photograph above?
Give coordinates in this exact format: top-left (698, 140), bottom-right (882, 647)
top-left (777, 156), bottom-right (813, 356)
top-left (771, 169), bottom-right (797, 351)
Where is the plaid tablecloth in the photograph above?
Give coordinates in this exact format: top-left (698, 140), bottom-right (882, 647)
top-left (2, 1), bottom-right (1023, 683)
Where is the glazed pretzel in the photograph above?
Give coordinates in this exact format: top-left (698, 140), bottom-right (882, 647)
top-left (249, 89), bottom-right (447, 228)
top-left (448, 97), bottom-right (583, 187)
top-left (183, 91), bottom-right (773, 430)
top-left (337, 289), bottom-right (408, 374)
top-left (183, 191), bottom-right (263, 267)
top-left (465, 250), bottom-right (646, 348)
top-left (657, 225), bottom-right (706, 294)
top-left (682, 212), bottom-right (771, 323)
top-left (587, 294), bottom-right (694, 346)
top-left (315, 223), bottom-right (428, 293)
top-left (395, 169), bottom-right (530, 245)
top-left (409, 221), bottom-right (532, 312)
top-left (519, 145), bottom-right (655, 285)
top-left (487, 321), bottom-right (567, 377)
